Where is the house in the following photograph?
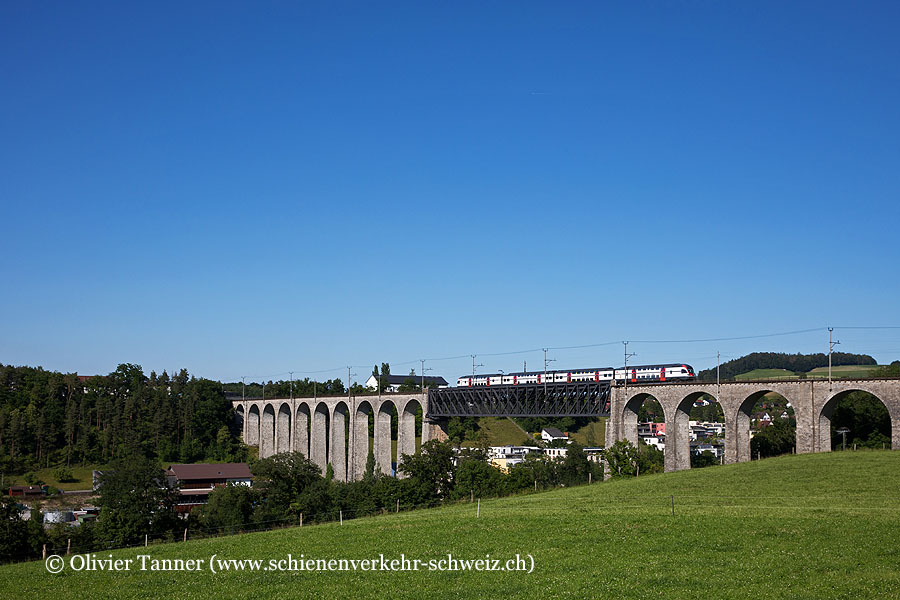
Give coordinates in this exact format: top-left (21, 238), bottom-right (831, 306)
top-left (584, 447), bottom-right (605, 463)
top-left (700, 421), bottom-right (725, 437)
top-left (637, 422), bottom-right (665, 437)
top-left (641, 436), bottom-right (665, 452)
top-left (488, 446), bottom-right (541, 472)
top-left (166, 463), bottom-right (253, 513)
top-left (543, 447), bottom-right (568, 460)
top-left (364, 374), bottom-right (449, 392)
top-left (690, 441), bottom-right (724, 458)
top-left (541, 427), bottom-right (568, 443)
top-left (8, 486), bottom-right (44, 499)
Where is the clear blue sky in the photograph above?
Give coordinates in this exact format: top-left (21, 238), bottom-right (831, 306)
top-left (2, 2), bottom-right (898, 384)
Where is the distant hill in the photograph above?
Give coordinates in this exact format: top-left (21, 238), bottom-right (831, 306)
top-left (697, 352), bottom-right (876, 381)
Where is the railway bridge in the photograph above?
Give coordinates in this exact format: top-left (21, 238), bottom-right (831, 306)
top-left (606, 378), bottom-right (900, 472)
top-left (232, 393), bottom-right (443, 482)
top-left (234, 377), bottom-right (900, 479)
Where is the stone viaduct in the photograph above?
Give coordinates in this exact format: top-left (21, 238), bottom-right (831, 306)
top-left (606, 378), bottom-right (900, 472)
top-left (233, 393), bottom-right (446, 482)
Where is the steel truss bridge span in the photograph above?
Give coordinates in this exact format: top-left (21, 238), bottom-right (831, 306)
top-left (426, 381), bottom-right (611, 418)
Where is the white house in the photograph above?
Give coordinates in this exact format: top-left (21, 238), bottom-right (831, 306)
top-left (541, 427), bottom-right (568, 443)
top-left (544, 447), bottom-right (568, 460)
top-left (364, 374), bottom-right (448, 392)
top-left (641, 436), bottom-right (665, 452)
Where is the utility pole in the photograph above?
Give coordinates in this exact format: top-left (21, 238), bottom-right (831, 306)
top-left (241, 376), bottom-right (245, 402)
top-left (623, 341), bottom-right (636, 401)
top-left (289, 371), bottom-right (294, 400)
top-left (828, 327), bottom-right (840, 392)
top-left (716, 351), bottom-right (720, 400)
top-left (471, 355), bottom-right (483, 381)
top-left (420, 359), bottom-right (433, 395)
top-left (543, 348), bottom-right (556, 396)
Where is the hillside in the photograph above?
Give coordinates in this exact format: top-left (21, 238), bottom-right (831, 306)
top-left (697, 351), bottom-right (876, 381)
top-left (4, 452), bottom-right (900, 599)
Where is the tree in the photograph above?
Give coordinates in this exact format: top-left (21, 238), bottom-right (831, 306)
top-left (95, 454), bottom-right (178, 544)
top-left (0, 495), bottom-right (37, 562)
top-left (398, 369), bottom-right (420, 393)
top-left (398, 440), bottom-right (455, 504)
top-left (691, 450), bottom-right (719, 469)
top-left (454, 459), bottom-right (502, 499)
top-left (636, 442), bottom-right (665, 474)
top-left (751, 418), bottom-right (795, 458)
top-left (197, 484), bottom-right (257, 532)
top-left (558, 443), bottom-right (599, 486)
top-left (830, 391), bottom-right (891, 449)
top-left (510, 452), bottom-right (558, 489)
top-left (251, 452), bottom-right (324, 520)
top-left (604, 440), bottom-right (640, 477)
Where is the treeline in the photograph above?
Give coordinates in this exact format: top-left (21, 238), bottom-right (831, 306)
top-left (696, 352), bottom-right (876, 381)
top-left (0, 363), bottom-right (243, 475)
top-left (223, 378), bottom-right (350, 400)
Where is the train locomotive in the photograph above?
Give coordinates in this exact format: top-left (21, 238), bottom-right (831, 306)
top-left (456, 364), bottom-right (695, 387)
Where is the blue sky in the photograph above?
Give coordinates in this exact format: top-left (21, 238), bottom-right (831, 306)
top-left (2, 2), bottom-right (898, 384)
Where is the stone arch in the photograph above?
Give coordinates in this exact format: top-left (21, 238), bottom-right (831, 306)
top-left (246, 404), bottom-right (260, 446)
top-left (736, 390), bottom-right (795, 463)
top-left (276, 402), bottom-right (291, 454)
top-left (261, 403), bottom-right (276, 458)
top-left (352, 399), bottom-right (374, 481)
top-left (668, 390), bottom-right (720, 472)
top-left (397, 398), bottom-right (423, 473)
top-left (294, 403), bottom-right (311, 457)
top-left (311, 402), bottom-right (330, 475)
top-left (622, 392), bottom-right (665, 448)
top-left (234, 404), bottom-right (245, 435)
top-left (375, 399), bottom-right (398, 477)
top-left (818, 387), bottom-right (895, 452)
top-left (331, 401), bottom-right (350, 482)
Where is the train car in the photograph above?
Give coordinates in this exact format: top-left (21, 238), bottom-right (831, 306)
top-left (456, 364), bottom-right (694, 387)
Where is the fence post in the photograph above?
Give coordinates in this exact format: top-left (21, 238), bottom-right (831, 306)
top-left (300, 513), bottom-right (303, 527)
top-left (396, 499), bottom-right (399, 513)
top-left (42, 544), bottom-right (47, 559)
top-left (145, 534), bottom-right (148, 547)
top-left (476, 498), bottom-right (480, 518)
top-left (183, 528), bottom-right (188, 542)
top-left (67, 538), bottom-right (71, 555)
top-left (588, 472), bottom-right (592, 484)
top-left (339, 510), bottom-right (343, 526)
top-left (671, 495), bottom-right (675, 517)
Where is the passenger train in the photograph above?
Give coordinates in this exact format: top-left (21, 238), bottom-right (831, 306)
top-left (456, 364), bottom-right (695, 387)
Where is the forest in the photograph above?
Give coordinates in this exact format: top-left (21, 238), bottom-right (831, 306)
top-left (0, 363), bottom-right (242, 476)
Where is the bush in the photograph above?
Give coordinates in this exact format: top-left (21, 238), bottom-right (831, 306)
top-left (53, 467), bottom-right (76, 483)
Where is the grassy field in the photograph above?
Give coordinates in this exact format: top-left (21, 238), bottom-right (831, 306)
top-left (570, 418), bottom-right (606, 447)
top-left (461, 417), bottom-right (532, 448)
top-left (4, 452), bottom-right (900, 599)
top-left (805, 365), bottom-right (882, 378)
top-left (5, 465), bottom-right (97, 491)
top-left (734, 365), bottom-right (883, 381)
top-left (734, 368), bottom-right (798, 380)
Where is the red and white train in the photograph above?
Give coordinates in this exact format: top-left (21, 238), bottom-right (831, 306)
top-left (456, 364), bottom-right (695, 387)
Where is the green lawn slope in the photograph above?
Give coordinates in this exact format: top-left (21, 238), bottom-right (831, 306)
top-left (4, 451), bottom-right (900, 599)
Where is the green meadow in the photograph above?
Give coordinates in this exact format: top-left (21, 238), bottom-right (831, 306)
top-left (3, 451), bottom-right (900, 599)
